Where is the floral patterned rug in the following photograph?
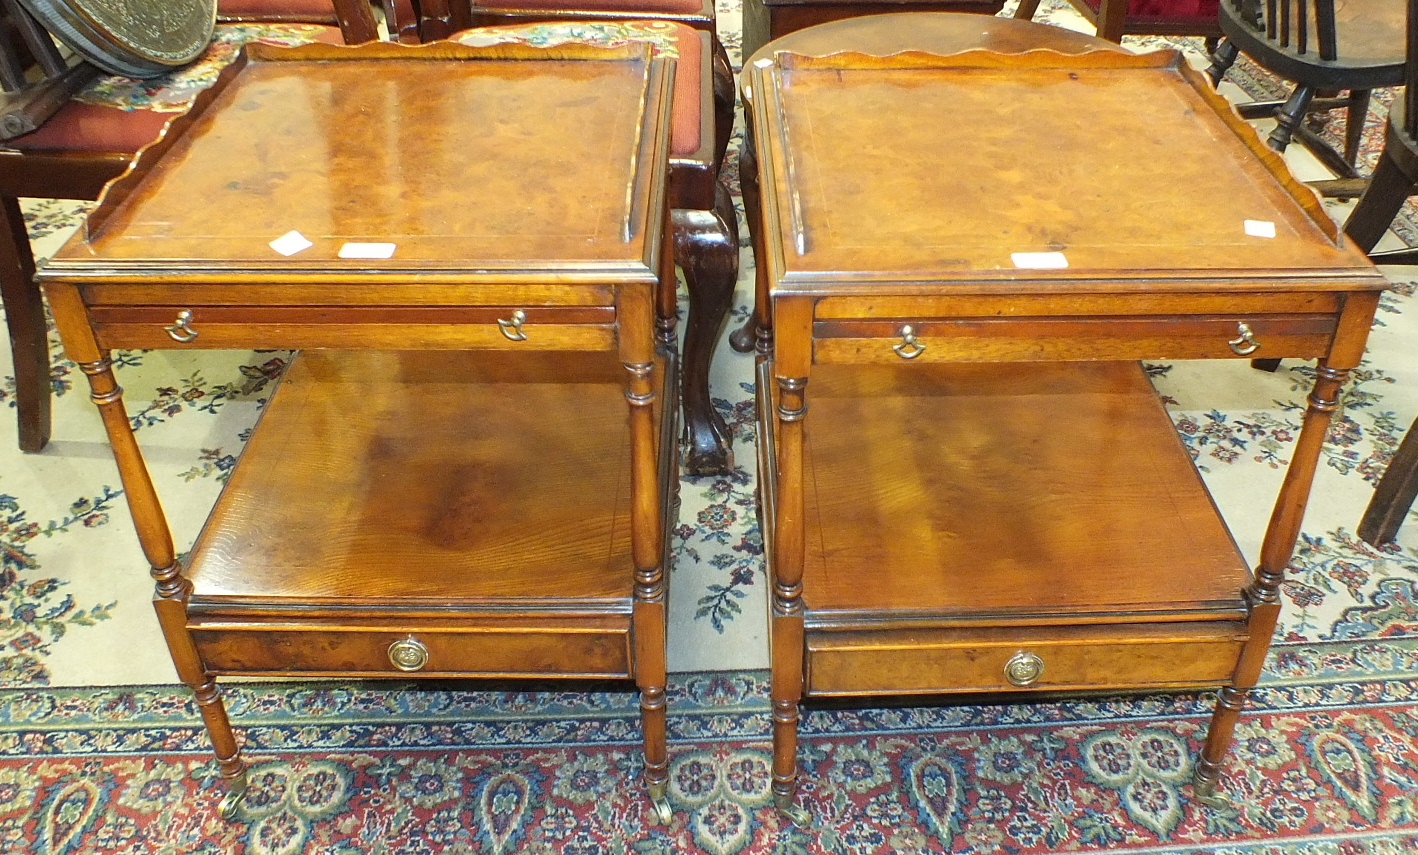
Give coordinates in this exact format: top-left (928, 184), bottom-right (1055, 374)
top-left (2, 3), bottom-right (1417, 853)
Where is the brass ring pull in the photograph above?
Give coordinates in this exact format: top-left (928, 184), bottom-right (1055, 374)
top-left (1004, 651), bottom-right (1044, 687)
top-left (497, 310), bottom-right (528, 342)
top-left (1228, 322), bottom-right (1259, 356)
top-left (164, 310), bottom-right (198, 343)
top-left (387, 636), bottom-right (430, 672)
top-left (893, 325), bottom-right (925, 360)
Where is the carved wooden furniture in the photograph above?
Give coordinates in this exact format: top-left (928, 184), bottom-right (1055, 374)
top-left (1348, 0), bottom-right (1418, 548)
top-left (1360, 418), bottom-right (1418, 545)
top-left (38, 41), bottom-right (680, 821)
top-left (0, 0), bottom-right (377, 453)
top-left (745, 48), bottom-right (1386, 822)
top-left (1206, 0), bottom-right (1406, 178)
top-left (1341, 0), bottom-right (1418, 261)
top-left (1011, 0), bottom-right (1221, 44)
top-left (412, 0), bottom-right (737, 475)
top-left (729, 13), bottom-right (1123, 355)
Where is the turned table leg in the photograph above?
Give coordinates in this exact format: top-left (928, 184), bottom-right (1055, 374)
top-left (768, 298), bottom-right (812, 826)
top-left (1195, 293), bottom-right (1379, 805)
top-left (78, 355), bottom-right (249, 816)
top-left (621, 282), bottom-right (672, 822)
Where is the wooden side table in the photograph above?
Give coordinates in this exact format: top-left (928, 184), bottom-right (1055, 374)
top-left (39, 40), bottom-right (681, 821)
top-left (745, 49), bottom-right (1388, 822)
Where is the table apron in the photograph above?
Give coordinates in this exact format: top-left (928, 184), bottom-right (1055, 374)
top-left (812, 314), bottom-right (1338, 363)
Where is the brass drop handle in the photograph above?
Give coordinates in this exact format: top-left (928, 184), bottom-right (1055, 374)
top-left (1004, 651), bottom-right (1044, 687)
top-left (1228, 322), bottom-right (1259, 356)
top-left (164, 309), bottom-right (198, 343)
top-left (497, 310), bottom-right (528, 342)
top-left (892, 324), bottom-right (925, 360)
top-left (387, 636), bottom-right (430, 672)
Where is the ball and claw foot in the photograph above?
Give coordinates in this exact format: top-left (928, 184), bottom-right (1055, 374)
top-left (217, 775), bottom-right (249, 820)
top-left (774, 791), bottom-right (811, 828)
top-left (649, 781), bottom-right (673, 825)
top-left (1192, 768), bottom-right (1233, 810)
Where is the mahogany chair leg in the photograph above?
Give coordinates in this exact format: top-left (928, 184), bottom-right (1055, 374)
top-left (0, 196), bottom-right (52, 452)
top-left (1359, 417), bottom-right (1418, 546)
top-left (674, 182), bottom-right (739, 475)
top-left (728, 128), bottom-right (763, 355)
top-left (1343, 89), bottom-right (1372, 167)
top-left (1345, 148), bottom-right (1418, 253)
top-left (1269, 83), bottom-right (1318, 152)
top-left (1205, 38), bottom-right (1238, 85)
top-left (1012, 0), bottom-right (1043, 21)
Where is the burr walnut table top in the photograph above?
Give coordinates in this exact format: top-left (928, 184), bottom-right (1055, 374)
top-left (748, 49), bottom-right (1381, 292)
top-left (44, 39), bottom-right (672, 284)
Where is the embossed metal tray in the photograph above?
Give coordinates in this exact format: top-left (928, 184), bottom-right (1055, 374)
top-left (16, 0), bottom-right (215, 78)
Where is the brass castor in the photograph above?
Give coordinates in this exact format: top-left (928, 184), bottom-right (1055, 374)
top-left (648, 781), bottom-right (673, 825)
top-left (1192, 767), bottom-right (1233, 810)
top-left (774, 791), bottom-right (811, 828)
top-left (217, 773), bottom-right (249, 820)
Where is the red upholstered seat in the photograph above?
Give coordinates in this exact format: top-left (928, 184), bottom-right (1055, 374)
top-left (4, 23), bottom-right (344, 153)
top-left (1080, 0), bottom-right (1218, 25)
top-left (217, 0), bottom-right (339, 17)
top-left (451, 20), bottom-right (703, 155)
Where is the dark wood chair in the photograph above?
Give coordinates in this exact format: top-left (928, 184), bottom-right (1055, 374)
top-left (1206, 0), bottom-right (1407, 177)
top-left (1343, 0), bottom-right (1418, 547)
top-left (1, 0), bottom-right (378, 453)
top-left (1012, 0), bottom-right (1222, 44)
top-left (1343, 0), bottom-right (1418, 260)
top-left (1360, 420), bottom-right (1418, 545)
top-left (417, 0), bottom-right (740, 476)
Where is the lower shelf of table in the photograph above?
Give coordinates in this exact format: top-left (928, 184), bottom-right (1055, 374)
top-left (182, 348), bottom-right (676, 679)
top-left (757, 359), bottom-right (1256, 697)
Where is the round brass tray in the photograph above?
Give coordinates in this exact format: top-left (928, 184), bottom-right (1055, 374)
top-left (16, 0), bottom-right (216, 78)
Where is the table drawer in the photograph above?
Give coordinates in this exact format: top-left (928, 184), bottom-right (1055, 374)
top-left (89, 305), bottom-right (618, 351)
top-left (805, 623), bottom-right (1247, 696)
top-left (813, 314), bottom-right (1337, 364)
top-left (193, 626), bottom-right (632, 678)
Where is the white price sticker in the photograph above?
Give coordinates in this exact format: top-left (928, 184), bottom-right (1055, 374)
top-left (1011, 251), bottom-right (1070, 269)
top-left (269, 230), bottom-right (313, 257)
top-left (1244, 220), bottom-right (1277, 238)
top-left (338, 242), bottom-right (397, 259)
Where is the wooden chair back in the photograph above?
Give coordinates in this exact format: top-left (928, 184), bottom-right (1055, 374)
top-left (1226, 0), bottom-right (1337, 60)
top-left (1219, 0), bottom-right (1406, 83)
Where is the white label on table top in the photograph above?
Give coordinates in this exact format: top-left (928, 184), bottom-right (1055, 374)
top-left (1244, 219), bottom-right (1277, 238)
top-left (269, 230), bottom-right (313, 256)
top-left (338, 242), bottom-right (397, 259)
top-left (1011, 251), bottom-right (1069, 269)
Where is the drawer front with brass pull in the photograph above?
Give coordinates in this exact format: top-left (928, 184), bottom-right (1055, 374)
top-left (813, 315), bottom-right (1337, 364)
top-left (193, 627), bottom-right (631, 678)
top-left (88, 305), bottom-right (618, 351)
top-left (804, 627), bottom-right (1247, 696)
